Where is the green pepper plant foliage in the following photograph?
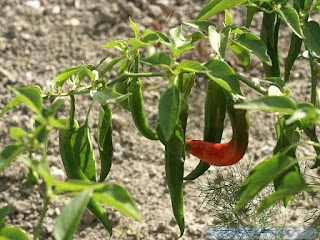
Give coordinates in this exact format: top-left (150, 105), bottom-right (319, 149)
top-left (1, 0), bottom-right (320, 239)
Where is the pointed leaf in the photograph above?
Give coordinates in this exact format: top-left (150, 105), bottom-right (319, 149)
top-left (0, 204), bottom-right (12, 223)
top-left (204, 59), bottom-right (242, 96)
top-left (0, 226), bottom-right (31, 240)
top-left (258, 172), bottom-right (306, 213)
top-left (279, 5), bottom-right (303, 39)
top-left (55, 68), bottom-right (81, 87)
top-left (83, 66), bottom-right (95, 81)
top-left (208, 25), bottom-right (220, 56)
top-left (6, 86), bottom-right (42, 114)
top-left (129, 17), bottom-right (139, 38)
top-left (71, 123), bottom-right (96, 182)
top-left (129, 38), bottom-right (150, 49)
top-left (178, 61), bottom-right (208, 73)
top-left (302, 21), bottom-right (320, 57)
top-left (233, 32), bottom-right (272, 65)
top-left (229, 41), bottom-right (251, 69)
top-left (0, 144), bottom-right (26, 171)
top-left (93, 182), bottom-right (142, 222)
top-left (158, 87), bottom-right (181, 141)
top-left (101, 55), bottom-right (125, 76)
top-left (140, 53), bottom-right (172, 68)
top-left (183, 20), bottom-right (216, 33)
top-left (259, 77), bottom-right (285, 88)
top-left (224, 9), bottom-right (232, 26)
top-left (197, 0), bottom-right (247, 21)
top-left (235, 96), bottom-right (297, 114)
top-left (93, 88), bottom-right (131, 105)
top-left (54, 190), bottom-right (92, 240)
top-left (246, 6), bottom-right (258, 28)
top-left (9, 127), bottom-right (28, 143)
top-left (219, 27), bottom-right (231, 59)
top-left (235, 154), bottom-right (297, 211)
top-left (170, 28), bottom-right (186, 48)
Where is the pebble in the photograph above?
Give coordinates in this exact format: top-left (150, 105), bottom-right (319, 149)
top-left (149, 5), bottom-right (163, 17)
top-left (51, 166), bottom-right (65, 181)
top-left (51, 5), bottom-right (60, 15)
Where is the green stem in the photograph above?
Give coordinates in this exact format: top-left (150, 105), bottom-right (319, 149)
top-left (235, 73), bottom-right (267, 95)
top-left (309, 55), bottom-right (318, 106)
top-left (33, 197), bottom-right (50, 240)
top-left (106, 72), bottom-right (168, 87)
top-left (304, 126), bottom-right (320, 155)
top-left (70, 95), bottom-right (76, 129)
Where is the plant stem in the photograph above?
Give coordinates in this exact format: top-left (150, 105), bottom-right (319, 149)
top-left (309, 55), bottom-right (317, 106)
top-left (106, 72), bottom-right (168, 87)
top-left (235, 73), bottom-right (267, 95)
top-left (33, 197), bottom-right (50, 240)
top-left (70, 95), bottom-right (76, 129)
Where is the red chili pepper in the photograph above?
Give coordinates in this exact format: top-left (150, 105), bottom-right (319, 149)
top-left (185, 104), bottom-right (249, 166)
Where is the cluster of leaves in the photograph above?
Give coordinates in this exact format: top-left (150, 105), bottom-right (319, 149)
top-left (1, 0), bottom-right (320, 239)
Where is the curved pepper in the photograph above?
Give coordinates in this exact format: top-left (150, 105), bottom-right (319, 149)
top-left (184, 81), bottom-right (226, 180)
top-left (186, 103), bottom-right (249, 166)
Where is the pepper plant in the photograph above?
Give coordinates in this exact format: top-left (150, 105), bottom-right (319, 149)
top-left (1, 0), bottom-right (320, 239)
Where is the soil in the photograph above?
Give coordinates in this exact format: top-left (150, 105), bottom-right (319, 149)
top-left (0, 0), bottom-right (319, 239)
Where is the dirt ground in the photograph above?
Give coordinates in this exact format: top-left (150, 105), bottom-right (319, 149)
top-left (0, 0), bottom-right (319, 239)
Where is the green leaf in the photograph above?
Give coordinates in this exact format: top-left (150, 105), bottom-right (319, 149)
top-left (313, 0), bottom-right (320, 10)
top-left (55, 67), bottom-right (81, 87)
top-left (83, 66), bottom-right (95, 81)
top-left (101, 55), bottom-right (125, 76)
top-left (219, 27), bottom-right (231, 59)
top-left (9, 127), bottom-right (28, 143)
top-left (0, 226), bottom-right (31, 240)
top-left (141, 29), bottom-right (160, 42)
top-left (100, 40), bottom-right (128, 51)
top-left (279, 5), bottom-right (303, 39)
top-left (93, 88), bottom-right (131, 105)
top-left (129, 17), bottom-right (139, 38)
top-left (129, 38), bottom-right (150, 49)
top-left (183, 20), bottom-right (216, 32)
top-left (93, 182), bottom-right (142, 222)
top-left (178, 61), bottom-right (208, 73)
top-left (208, 25), bottom-right (220, 56)
top-left (234, 96), bottom-right (297, 114)
top-left (158, 87), bottom-right (181, 141)
top-left (246, 6), bottom-right (258, 28)
top-left (71, 122), bottom-right (96, 182)
top-left (196, 0), bottom-right (247, 21)
top-left (185, 31), bottom-right (207, 45)
top-left (47, 99), bottom-right (65, 116)
top-left (0, 144), bottom-right (26, 171)
top-left (182, 73), bottom-right (195, 99)
top-left (204, 59), bottom-right (242, 96)
top-left (259, 77), bottom-right (285, 88)
top-left (302, 21), bottom-right (320, 57)
top-left (54, 190), bottom-right (92, 240)
top-left (170, 27), bottom-right (186, 48)
top-left (258, 172), bottom-right (306, 213)
top-left (98, 105), bottom-right (113, 181)
top-left (4, 86), bottom-right (42, 115)
top-left (140, 53), bottom-right (172, 68)
top-left (233, 32), bottom-right (272, 65)
top-left (229, 41), bottom-right (251, 69)
top-left (0, 204), bottom-right (12, 223)
top-left (235, 154), bottom-right (297, 211)
top-left (54, 180), bottom-right (106, 193)
top-left (224, 9), bottom-right (232, 26)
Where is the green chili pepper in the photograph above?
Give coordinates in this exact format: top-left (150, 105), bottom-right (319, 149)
top-left (184, 81), bottom-right (226, 180)
top-left (98, 105), bottom-right (113, 182)
top-left (114, 80), bottom-right (131, 111)
top-left (128, 56), bottom-right (158, 140)
top-left (260, 11), bottom-right (281, 77)
top-left (59, 96), bottom-right (113, 235)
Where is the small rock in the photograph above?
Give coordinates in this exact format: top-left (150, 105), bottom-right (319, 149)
top-left (51, 166), bottom-right (65, 181)
top-left (149, 5), bottom-right (162, 17)
top-left (52, 5), bottom-right (60, 15)
top-left (112, 114), bottom-right (128, 129)
top-left (25, 0), bottom-right (41, 10)
top-left (82, 209), bottom-right (96, 224)
top-left (15, 201), bottom-right (32, 212)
